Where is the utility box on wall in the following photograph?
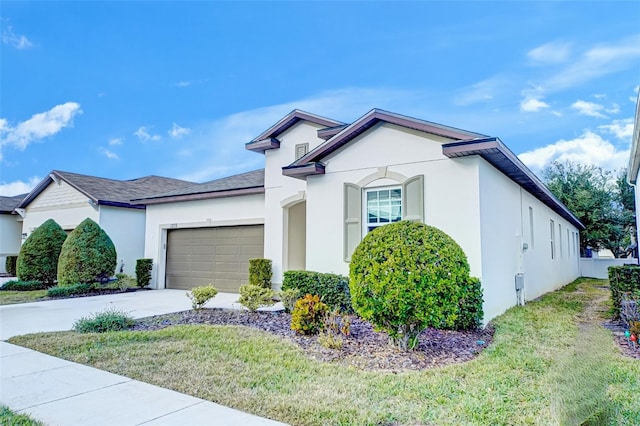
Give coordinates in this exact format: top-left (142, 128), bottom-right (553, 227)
top-left (515, 273), bottom-right (525, 291)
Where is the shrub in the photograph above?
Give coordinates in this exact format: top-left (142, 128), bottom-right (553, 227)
top-left (187, 284), bottom-right (218, 309)
top-left (5, 255), bottom-right (17, 276)
top-left (47, 283), bottom-right (95, 298)
top-left (282, 270), bottom-right (352, 313)
top-left (73, 308), bottom-right (134, 333)
top-left (280, 288), bottom-right (301, 313)
top-left (349, 221), bottom-right (483, 351)
top-left (17, 219), bottom-right (67, 284)
top-left (291, 294), bottom-right (329, 335)
top-left (608, 265), bottom-right (640, 318)
top-left (318, 330), bottom-right (343, 349)
top-left (115, 273), bottom-right (134, 292)
top-left (57, 218), bottom-right (117, 286)
top-left (318, 309), bottom-right (352, 348)
top-left (455, 277), bottom-right (484, 330)
top-left (249, 258), bottom-right (272, 289)
top-left (0, 280), bottom-right (49, 291)
top-left (239, 284), bottom-right (275, 312)
top-left (135, 258), bottom-right (153, 288)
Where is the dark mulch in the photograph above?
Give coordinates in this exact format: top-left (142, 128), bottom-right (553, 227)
top-left (133, 309), bottom-right (494, 372)
top-left (603, 319), bottom-right (640, 360)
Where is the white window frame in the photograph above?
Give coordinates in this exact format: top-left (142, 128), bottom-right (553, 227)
top-left (550, 219), bottom-right (556, 260)
top-left (363, 186), bottom-right (403, 235)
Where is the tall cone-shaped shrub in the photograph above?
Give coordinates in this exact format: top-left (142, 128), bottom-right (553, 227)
top-left (17, 218), bottom-right (67, 284)
top-left (57, 218), bottom-right (117, 286)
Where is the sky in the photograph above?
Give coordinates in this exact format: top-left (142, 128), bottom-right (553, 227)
top-left (1, 1), bottom-right (639, 196)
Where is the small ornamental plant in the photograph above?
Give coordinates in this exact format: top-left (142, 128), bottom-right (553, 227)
top-left (290, 294), bottom-right (329, 335)
top-left (73, 308), bottom-right (134, 333)
top-left (279, 288), bottom-right (301, 313)
top-left (238, 284), bottom-right (275, 312)
top-left (187, 284), bottom-right (218, 309)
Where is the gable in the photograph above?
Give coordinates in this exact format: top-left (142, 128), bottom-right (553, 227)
top-left (29, 180), bottom-right (88, 210)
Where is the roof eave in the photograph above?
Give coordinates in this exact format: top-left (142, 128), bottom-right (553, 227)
top-left (98, 200), bottom-right (146, 210)
top-left (627, 93), bottom-right (640, 184)
top-left (281, 163), bottom-right (325, 180)
top-left (133, 186), bottom-right (265, 205)
top-left (245, 137), bottom-right (281, 153)
top-left (249, 110), bottom-right (345, 146)
top-left (442, 138), bottom-right (585, 230)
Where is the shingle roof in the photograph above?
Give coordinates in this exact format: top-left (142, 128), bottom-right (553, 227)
top-left (0, 194), bottom-right (27, 214)
top-left (18, 171), bottom-right (195, 210)
top-left (133, 169), bottom-right (265, 205)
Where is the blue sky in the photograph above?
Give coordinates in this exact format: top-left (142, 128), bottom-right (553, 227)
top-left (1, 1), bottom-right (639, 196)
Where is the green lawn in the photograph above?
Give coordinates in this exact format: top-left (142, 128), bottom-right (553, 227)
top-left (0, 405), bottom-right (43, 426)
top-left (9, 278), bottom-right (640, 425)
top-left (0, 290), bottom-right (48, 305)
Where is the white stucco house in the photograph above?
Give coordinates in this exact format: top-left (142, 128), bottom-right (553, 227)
top-left (136, 109), bottom-right (584, 322)
top-left (628, 93), bottom-right (640, 254)
top-left (16, 171), bottom-right (194, 276)
top-left (0, 194), bottom-right (26, 274)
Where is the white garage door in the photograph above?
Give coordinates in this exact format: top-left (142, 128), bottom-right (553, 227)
top-left (165, 225), bottom-right (264, 292)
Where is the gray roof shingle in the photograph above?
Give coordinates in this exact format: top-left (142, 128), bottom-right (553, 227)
top-left (0, 194), bottom-right (28, 213)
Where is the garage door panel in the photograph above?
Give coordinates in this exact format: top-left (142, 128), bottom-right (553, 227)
top-left (166, 225), bottom-right (264, 292)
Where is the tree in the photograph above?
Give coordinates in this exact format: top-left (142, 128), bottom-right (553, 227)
top-left (57, 218), bottom-right (117, 285)
top-left (17, 219), bottom-right (67, 284)
top-left (541, 161), bottom-right (636, 257)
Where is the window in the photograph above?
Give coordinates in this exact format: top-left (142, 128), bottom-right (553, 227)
top-left (364, 187), bottom-right (402, 233)
top-left (295, 143), bottom-right (309, 160)
top-left (528, 207), bottom-right (534, 248)
top-left (567, 229), bottom-right (570, 257)
top-left (550, 220), bottom-right (556, 260)
top-left (559, 224), bottom-right (563, 258)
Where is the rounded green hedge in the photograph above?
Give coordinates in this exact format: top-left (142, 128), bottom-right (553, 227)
top-left (57, 218), bottom-right (117, 286)
top-left (349, 221), bottom-right (482, 350)
top-left (17, 219), bottom-right (67, 284)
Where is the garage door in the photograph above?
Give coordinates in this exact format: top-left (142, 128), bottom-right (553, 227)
top-left (165, 225), bottom-right (264, 292)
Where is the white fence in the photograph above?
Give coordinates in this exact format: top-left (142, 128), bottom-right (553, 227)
top-left (580, 258), bottom-right (639, 279)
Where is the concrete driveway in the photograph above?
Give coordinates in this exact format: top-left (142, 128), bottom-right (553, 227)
top-left (0, 289), bottom-right (253, 340)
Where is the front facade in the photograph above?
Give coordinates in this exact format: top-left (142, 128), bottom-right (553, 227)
top-left (140, 109), bottom-right (583, 323)
top-left (17, 171), bottom-right (193, 277)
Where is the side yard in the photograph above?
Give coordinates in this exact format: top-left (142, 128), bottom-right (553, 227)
top-left (9, 278), bottom-right (640, 425)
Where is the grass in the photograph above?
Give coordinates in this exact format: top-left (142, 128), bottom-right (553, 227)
top-left (0, 405), bottom-right (43, 426)
top-left (0, 290), bottom-right (48, 305)
top-left (9, 278), bottom-right (640, 425)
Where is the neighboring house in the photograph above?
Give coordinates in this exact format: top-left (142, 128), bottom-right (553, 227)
top-left (136, 109), bottom-right (584, 323)
top-left (16, 171), bottom-right (194, 277)
top-left (0, 194), bottom-right (27, 274)
top-left (628, 92), bottom-right (640, 259)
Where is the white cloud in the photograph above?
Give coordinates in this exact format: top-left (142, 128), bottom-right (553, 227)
top-left (108, 137), bottom-right (123, 146)
top-left (133, 126), bottom-right (161, 142)
top-left (606, 103), bottom-right (620, 114)
top-left (169, 123), bottom-right (191, 139)
top-left (175, 81), bottom-right (191, 87)
top-left (0, 176), bottom-right (41, 196)
top-left (598, 118), bottom-right (634, 141)
top-left (1, 25), bottom-right (34, 49)
top-left (0, 102), bottom-right (82, 155)
top-left (454, 78), bottom-right (497, 106)
top-left (571, 100), bottom-right (607, 118)
top-left (99, 147), bottom-right (118, 160)
top-left (527, 41), bottom-right (572, 64)
top-left (519, 130), bottom-right (629, 172)
top-left (520, 97), bottom-right (550, 112)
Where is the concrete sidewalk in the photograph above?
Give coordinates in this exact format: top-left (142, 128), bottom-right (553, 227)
top-left (1, 342), bottom-right (285, 425)
top-left (0, 289), bottom-right (286, 425)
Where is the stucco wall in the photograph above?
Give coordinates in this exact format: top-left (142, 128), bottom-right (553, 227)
top-left (99, 206), bottom-right (146, 277)
top-left (477, 159), bottom-right (581, 321)
top-left (143, 194), bottom-right (265, 288)
top-left (304, 123), bottom-right (483, 281)
top-left (0, 214), bottom-right (22, 274)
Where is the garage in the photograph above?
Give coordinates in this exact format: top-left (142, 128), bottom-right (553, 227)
top-left (165, 225), bottom-right (264, 292)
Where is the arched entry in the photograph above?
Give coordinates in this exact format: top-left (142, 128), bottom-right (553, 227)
top-left (283, 197), bottom-right (306, 271)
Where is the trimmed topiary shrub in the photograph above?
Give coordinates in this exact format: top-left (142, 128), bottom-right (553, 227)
top-left (187, 284), bottom-right (218, 309)
top-left (17, 219), bottom-right (67, 284)
top-left (249, 258), bottom-right (272, 289)
top-left (57, 218), bottom-right (117, 286)
top-left (238, 284), bottom-right (275, 312)
top-left (73, 308), bottom-right (134, 333)
top-left (0, 279), bottom-right (50, 291)
top-left (609, 265), bottom-right (640, 318)
top-left (290, 294), bottom-right (329, 335)
top-left (5, 255), bottom-right (18, 276)
top-left (135, 258), bottom-right (153, 288)
top-left (282, 270), bottom-right (352, 313)
top-left (349, 221), bottom-right (483, 351)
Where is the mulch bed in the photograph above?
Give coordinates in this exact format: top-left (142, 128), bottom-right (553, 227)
top-left (603, 319), bottom-right (640, 360)
top-left (133, 309), bottom-right (494, 372)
